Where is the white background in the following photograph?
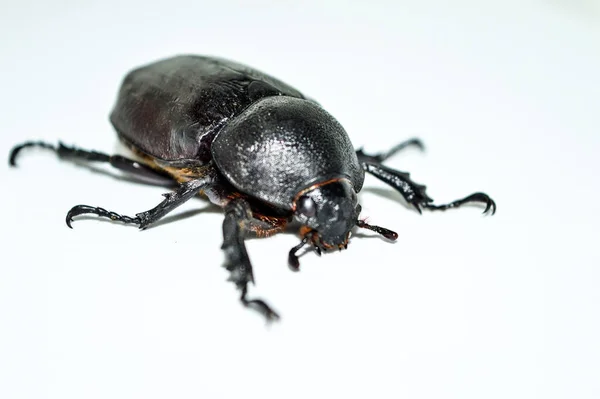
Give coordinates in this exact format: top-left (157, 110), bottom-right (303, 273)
top-left (1, 0), bottom-right (599, 398)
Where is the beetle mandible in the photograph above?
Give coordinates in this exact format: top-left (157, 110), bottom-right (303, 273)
top-left (9, 55), bottom-right (496, 321)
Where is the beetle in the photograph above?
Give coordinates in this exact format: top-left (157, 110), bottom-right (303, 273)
top-left (9, 55), bottom-right (496, 321)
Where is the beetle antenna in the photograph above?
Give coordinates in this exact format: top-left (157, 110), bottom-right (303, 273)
top-left (356, 220), bottom-right (398, 240)
top-left (288, 235), bottom-right (310, 272)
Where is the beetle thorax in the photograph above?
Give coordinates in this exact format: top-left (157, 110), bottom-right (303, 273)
top-left (211, 96), bottom-right (364, 210)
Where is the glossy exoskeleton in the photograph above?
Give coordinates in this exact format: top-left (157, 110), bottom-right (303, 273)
top-left (9, 55), bottom-right (496, 321)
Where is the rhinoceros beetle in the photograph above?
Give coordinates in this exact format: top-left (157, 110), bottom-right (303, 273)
top-left (9, 55), bottom-right (496, 321)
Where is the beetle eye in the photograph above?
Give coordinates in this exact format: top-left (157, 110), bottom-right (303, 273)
top-left (297, 196), bottom-right (317, 217)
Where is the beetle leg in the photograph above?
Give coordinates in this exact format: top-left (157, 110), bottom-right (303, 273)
top-left (246, 214), bottom-right (289, 238)
top-left (362, 162), bottom-right (496, 215)
top-left (356, 138), bottom-right (424, 164)
top-left (222, 199), bottom-right (279, 322)
top-left (66, 174), bottom-right (216, 229)
top-left (9, 141), bottom-right (174, 186)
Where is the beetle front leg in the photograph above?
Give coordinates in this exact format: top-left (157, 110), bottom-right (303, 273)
top-left (9, 141), bottom-right (174, 185)
top-left (222, 199), bottom-right (279, 322)
top-left (66, 173), bottom-right (216, 228)
top-left (356, 138), bottom-right (424, 164)
top-left (363, 162), bottom-right (496, 215)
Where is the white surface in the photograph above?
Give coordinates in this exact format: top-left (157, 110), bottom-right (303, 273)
top-left (1, 1), bottom-right (599, 398)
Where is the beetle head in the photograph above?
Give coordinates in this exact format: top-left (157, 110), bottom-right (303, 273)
top-left (293, 178), bottom-right (360, 248)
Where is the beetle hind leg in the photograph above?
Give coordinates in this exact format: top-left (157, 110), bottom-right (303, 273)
top-left (222, 199), bottom-right (279, 322)
top-left (363, 162), bottom-right (496, 215)
top-left (9, 141), bottom-right (173, 185)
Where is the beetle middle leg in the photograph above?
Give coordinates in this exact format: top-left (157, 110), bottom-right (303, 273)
top-left (222, 199), bottom-right (279, 322)
top-left (362, 162), bottom-right (496, 214)
top-left (66, 171), bottom-right (217, 229)
top-left (9, 141), bottom-right (174, 185)
top-left (356, 137), bottom-right (424, 164)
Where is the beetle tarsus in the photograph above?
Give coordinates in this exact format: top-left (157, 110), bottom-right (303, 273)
top-left (422, 192), bottom-right (496, 215)
top-left (356, 138), bottom-right (424, 164)
top-left (66, 205), bottom-right (141, 228)
top-left (65, 176), bottom-right (213, 228)
top-left (240, 286), bottom-right (280, 323)
top-left (9, 141), bottom-right (56, 166)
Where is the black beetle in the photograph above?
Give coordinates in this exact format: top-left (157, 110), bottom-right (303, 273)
top-left (9, 55), bottom-right (496, 321)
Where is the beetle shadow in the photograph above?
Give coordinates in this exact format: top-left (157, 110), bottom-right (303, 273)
top-left (150, 203), bottom-right (223, 229)
top-left (69, 161), bottom-right (176, 188)
top-left (360, 187), bottom-right (493, 214)
top-left (360, 187), bottom-right (416, 212)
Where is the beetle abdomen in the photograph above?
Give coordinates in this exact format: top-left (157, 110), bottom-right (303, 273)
top-left (212, 96), bottom-right (364, 209)
top-left (110, 55), bottom-right (305, 163)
